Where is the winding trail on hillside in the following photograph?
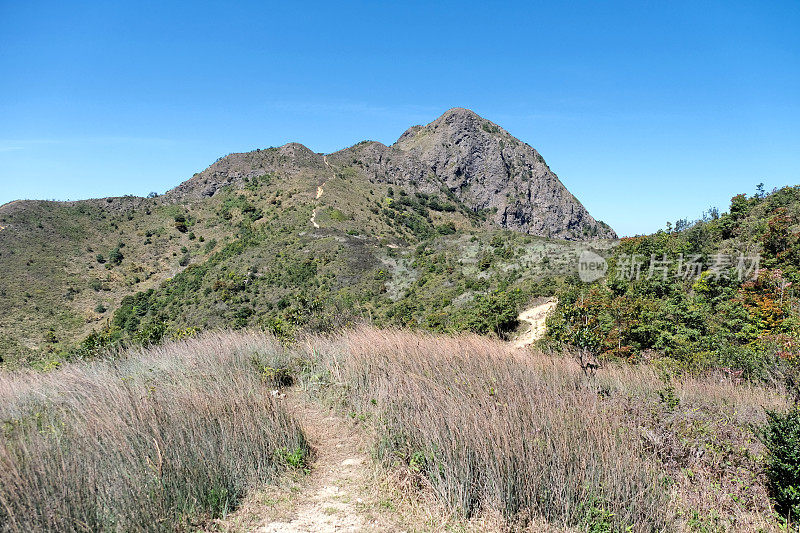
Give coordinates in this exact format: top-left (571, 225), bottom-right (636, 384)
top-left (310, 156), bottom-right (332, 229)
top-left (513, 298), bottom-right (558, 349)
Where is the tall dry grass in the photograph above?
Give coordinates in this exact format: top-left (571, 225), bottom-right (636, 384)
top-left (0, 331), bottom-right (307, 532)
top-left (301, 327), bottom-right (787, 531)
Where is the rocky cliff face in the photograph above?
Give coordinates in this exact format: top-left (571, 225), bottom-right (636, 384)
top-left (169, 108), bottom-right (615, 240)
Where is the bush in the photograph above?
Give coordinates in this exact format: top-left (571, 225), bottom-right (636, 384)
top-left (108, 246), bottom-right (124, 265)
top-left (760, 405), bottom-right (800, 522)
top-left (174, 214), bottom-right (188, 233)
top-left (458, 288), bottom-right (523, 336)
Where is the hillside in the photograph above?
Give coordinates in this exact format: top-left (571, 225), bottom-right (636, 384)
top-left (168, 109), bottom-right (613, 240)
top-left (0, 109), bottom-right (614, 365)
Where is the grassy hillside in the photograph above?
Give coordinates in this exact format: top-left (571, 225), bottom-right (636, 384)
top-left (0, 156), bottom-right (611, 366)
top-left (1, 109), bottom-right (621, 367)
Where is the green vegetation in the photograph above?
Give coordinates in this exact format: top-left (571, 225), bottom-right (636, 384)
top-left (760, 405), bottom-right (800, 523)
top-left (1, 153), bottom-right (582, 366)
top-left (0, 141), bottom-right (613, 366)
top-left (68, 227), bottom-right (573, 358)
top-left (549, 186), bottom-right (800, 379)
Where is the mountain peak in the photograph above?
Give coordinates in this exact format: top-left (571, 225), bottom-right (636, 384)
top-left (437, 107), bottom-right (482, 121)
top-left (395, 108), bottom-right (506, 147)
top-left (165, 108), bottom-right (613, 240)
top-left (395, 108), bottom-right (496, 146)
top-left (387, 109), bottom-right (614, 240)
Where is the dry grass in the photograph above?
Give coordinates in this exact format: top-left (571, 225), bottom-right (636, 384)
top-left (300, 327), bottom-right (788, 531)
top-left (0, 331), bottom-right (308, 532)
top-left (0, 327), bottom-right (788, 531)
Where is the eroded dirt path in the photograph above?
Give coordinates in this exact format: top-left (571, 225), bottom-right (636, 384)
top-left (221, 389), bottom-right (405, 532)
top-left (258, 394), bottom-right (368, 532)
top-left (216, 392), bottom-right (512, 532)
top-left (310, 156), bottom-right (332, 229)
top-left (513, 297), bottom-right (558, 349)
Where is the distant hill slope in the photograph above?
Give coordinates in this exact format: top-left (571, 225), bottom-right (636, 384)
top-left (0, 108), bottom-right (614, 365)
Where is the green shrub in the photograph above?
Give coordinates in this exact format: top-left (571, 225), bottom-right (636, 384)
top-left (174, 214), bottom-right (188, 233)
top-left (759, 405), bottom-right (800, 522)
top-left (328, 208), bottom-right (348, 222)
top-left (108, 246), bottom-right (124, 265)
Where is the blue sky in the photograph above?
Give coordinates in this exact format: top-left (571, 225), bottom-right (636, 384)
top-left (1, 1), bottom-right (798, 236)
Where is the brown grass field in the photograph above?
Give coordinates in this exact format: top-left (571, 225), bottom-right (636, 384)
top-left (0, 333), bottom-right (308, 532)
top-left (0, 328), bottom-right (790, 531)
top-left (301, 328), bottom-right (788, 531)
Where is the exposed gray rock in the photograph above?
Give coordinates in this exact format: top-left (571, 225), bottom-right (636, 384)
top-left (390, 108), bottom-right (613, 239)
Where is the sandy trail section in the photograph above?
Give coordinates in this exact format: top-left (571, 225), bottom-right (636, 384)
top-left (513, 298), bottom-right (558, 349)
top-left (310, 156), bottom-right (332, 229)
top-left (248, 390), bottom-right (383, 532)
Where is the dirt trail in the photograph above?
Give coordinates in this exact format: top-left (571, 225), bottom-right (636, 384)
top-left (310, 156), bottom-right (332, 229)
top-left (513, 298), bottom-right (558, 349)
top-left (243, 390), bottom-right (390, 532)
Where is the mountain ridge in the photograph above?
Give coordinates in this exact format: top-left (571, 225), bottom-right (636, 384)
top-left (166, 108), bottom-right (614, 240)
top-left (0, 108), bottom-right (615, 364)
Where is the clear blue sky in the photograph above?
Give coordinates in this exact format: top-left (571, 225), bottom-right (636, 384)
top-left (1, 1), bottom-right (798, 236)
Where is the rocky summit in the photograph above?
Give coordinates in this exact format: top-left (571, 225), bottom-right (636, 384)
top-left (170, 108), bottom-right (614, 240)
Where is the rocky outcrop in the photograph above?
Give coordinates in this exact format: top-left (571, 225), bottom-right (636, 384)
top-left (168, 143), bottom-right (325, 201)
top-left (332, 108), bottom-right (614, 239)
